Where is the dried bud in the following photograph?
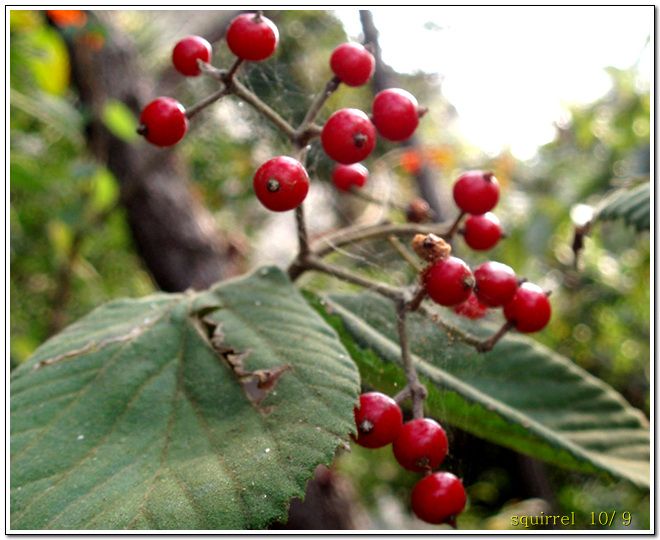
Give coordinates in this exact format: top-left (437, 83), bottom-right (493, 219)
top-left (412, 233), bottom-right (451, 262)
top-left (406, 198), bottom-right (432, 223)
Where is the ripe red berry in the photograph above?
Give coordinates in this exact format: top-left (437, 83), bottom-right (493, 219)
top-left (453, 171), bottom-right (500, 215)
top-left (332, 163), bottom-right (368, 192)
top-left (172, 35), bottom-right (212, 76)
top-left (393, 418), bottom-right (448, 472)
top-left (330, 42), bottom-right (375, 87)
top-left (138, 97), bottom-right (188, 147)
top-left (321, 108), bottom-right (376, 164)
top-left (253, 156), bottom-right (309, 212)
top-left (226, 12), bottom-right (279, 61)
top-left (503, 282), bottom-right (552, 333)
top-left (453, 293), bottom-right (488, 319)
top-left (372, 88), bottom-right (420, 142)
top-left (411, 472), bottom-right (467, 525)
top-left (353, 392), bottom-right (403, 449)
top-left (463, 212), bottom-right (502, 251)
top-left (424, 256), bottom-right (474, 307)
top-left (473, 261), bottom-right (518, 307)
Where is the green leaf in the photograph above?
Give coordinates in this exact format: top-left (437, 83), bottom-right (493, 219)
top-left (23, 26), bottom-right (70, 95)
top-left (310, 292), bottom-right (649, 489)
top-left (596, 182), bottom-right (650, 231)
top-left (101, 100), bottom-right (138, 142)
top-left (10, 267), bottom-right (359, 530)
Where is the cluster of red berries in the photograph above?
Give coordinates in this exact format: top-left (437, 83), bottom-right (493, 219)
top-left (422, 170), bottom-right (551, 333)
top-left (137, 12), bottom-right (280, 147)
top-left (353, 392), bottom-right (466, 525)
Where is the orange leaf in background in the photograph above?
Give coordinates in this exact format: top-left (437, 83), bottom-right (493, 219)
top-left (427, 146), bottom-right (454, 169)
top-left (400, 150), bottom-right (422, 174)
top-left (78, 30), bottom-right (105, 51)
top-left (46, 10), bottom-right (87, 28)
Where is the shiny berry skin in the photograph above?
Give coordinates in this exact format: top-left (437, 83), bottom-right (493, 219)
top-left (353, 392), bottom-right (403, 449)
top-left (463, 212), bottom-right (502, 251)
top-left (172, 35), bottom-right (212, 76)
top-left (453, 293), bottom-right (488, 319)
top-left (424, 256), bottom-right (474, 307)
top-left (372, 88), bottom-right (420, 142)
top-left (138, 97), bottom-right (188, 147)
top-left (393, 418), bottom-right (448, 472)
top-left (453, 171), bottom-right (500, 215)
top-left (321, 108), bottom-right (376, 164)
top-left (411, 472), bottom-right (467, 525)
top-left (503, 282), bottom-right (552, 333)
top-left (473, 261), bottom-right (518, 307)
top-left (330, 42), bottom-right (375, 87)
top-left (253, 156), bottom-right (309, 212)
top-left (332, 163), bottom-right (368, 192)
top-left (226, 13), bottom-right (279, 61)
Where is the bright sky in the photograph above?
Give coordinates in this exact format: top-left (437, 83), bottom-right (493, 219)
top-left (336, 7), bottom-right (652, 160)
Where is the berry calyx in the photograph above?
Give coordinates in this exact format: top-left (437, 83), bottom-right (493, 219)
top-left (453, 170), bottom-right (500, 215)
top-left (453, 293), bottom-right (488, 319)
top-left (253, 156), bottom-right (309, 212)
top-left (330, 42), bottom-right (375, 87)
top-left (353, 392), bottom-right (403, 449)
top-left (172, 35), bottom-right (212, 76)
top-left (332, 163), bottom-right (368, 192)
top-left (473, 261), bottom-right (518, 307)
top-left (424, 256), bottom-right (474, 306)
top-left (321, 108), bottom-right (376, 164)
top-left (463, 212), bottom-right (502, 251)
top-left (393, 418), bottom-right (448, 472)
top-left (411, 472), bottom-right (467, 525)
top-left (226, 12), bottom-right (279, 62)
top-left (503, 282), bottom-right (552, 333)
top-left (138, 97), bottom-right (188, 147)
top-left (372, 88), bottom-right (420, 142)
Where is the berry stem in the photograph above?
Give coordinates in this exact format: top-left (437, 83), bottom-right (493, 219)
top-left (311, 221), bottom-right (454, 259)
top-left (225, 57), bottom-right (244, 81)
top-left (417, 304), bottom-right (487, 350)
top-left (406, 285), bottom-right (428, 312)
top-left (445, 211), bottom-right (466, 240)
top-left (396, 304), bottom-right (427, 419)
top-left (185, 87), bottom-right (230, 119)
top-left (296, 75), bottom-right (342, 138)
top-left (387, 235), bottom-right (423, 272)
top-left (475, 320), bottom-right (515, 353)
top-left (294, 205), bottom-right (310, 258)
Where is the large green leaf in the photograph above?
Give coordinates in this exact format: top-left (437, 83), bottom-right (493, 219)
top-left (310, 292), bottom-right (649, 489)
top-left (10, 267), bottom-right (359, 530)
top-left (597, 182), bottom-right (650, 231)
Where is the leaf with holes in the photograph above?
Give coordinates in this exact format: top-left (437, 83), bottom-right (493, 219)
top-left (597, 181), bottom-right (650, 231)
top-left (10, 267), bottom-right (359, 530)
top-left (310, 292), bottom-right (649, 489)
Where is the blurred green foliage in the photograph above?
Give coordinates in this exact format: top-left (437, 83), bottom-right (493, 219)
top-left (9, 9), bottom-right (649, 530)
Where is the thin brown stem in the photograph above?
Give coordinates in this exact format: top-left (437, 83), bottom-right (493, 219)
top-left (387, 235), bottom-right (423, 272)
top-left (445, 211), bottom-right (466, 240)
top-left (225, 57), bottom-right (244, 80)
top-left (476, 321), bottom-right (515, 352)
top-left (396, 304), bottom-right (427, 419)
top-left (185, 87), bottom-right (230, 119)
top-left (298, 75), bottom-right (341, 131)
top-left (406, 285), bottom-right (427, 312)
top-left (295, 205), bottom-right (310, 258)
top-left (312, 221), bottom-right (453, 258)
top-left (417, 304), bottom-right (484, 348)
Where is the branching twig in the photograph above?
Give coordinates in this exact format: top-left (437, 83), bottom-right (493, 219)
top-left (297, 75), bottom-right (341, 132)
top-left (396, 303), bottom-right (427, 418)
top-left (186, 87), bottom-right (230, 119)
top-left (387, 235), bottom-right (423, 272)
top-left (445, 211), bottom-right (466, 240)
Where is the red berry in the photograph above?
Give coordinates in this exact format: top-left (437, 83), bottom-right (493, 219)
top-left (172, 35), bottom-right (212, 76)
top-left (411, 472), bottom-right (467, 525)
top-left (253, 156), bottom-right (309, 212)
top-left (321, 108), bottom-right (376, 164)
top-left (353, 392), bottom-right (403, 449)
top-left (453, 293), bottom-right (488, 319)
top-left (473, 261), bottom-right (518, 307)
top-left (503, 282), bottom-right (552, 333)
top-left (393, 418), bottom-right (448, 472)
top-left (463, 212), bottom-right (502, 251)
top-left (138, 97), bottom-right (188, 147)
top-left (226, 13), bottom-right (279, 61)
top-left (372, 88), bottom-right (420, 142)
top-left (332, 163), bottom-right (368, 192)
top-left (330, 42), bottom-right (375, 87)
top-left (453, 171), bottom-right (500, 215)
top-left (424, 256), bottom-right (474, 307)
